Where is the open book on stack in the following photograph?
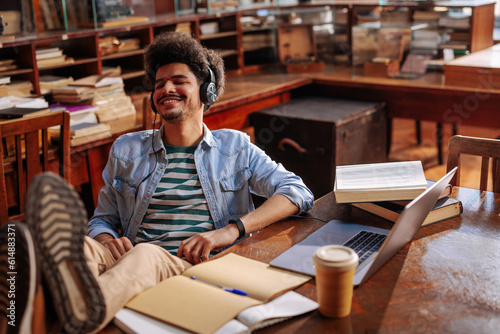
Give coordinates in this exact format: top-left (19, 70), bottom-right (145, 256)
top-left (334, 161), bottom-right (428, 203)
top-left (352, 179), bottom-right (463, 226)
top-left (118, 253), bottom-right (314, 334)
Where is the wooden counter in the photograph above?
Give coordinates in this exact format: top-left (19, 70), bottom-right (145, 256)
top-left (443, 43), bottom-right (500, 89)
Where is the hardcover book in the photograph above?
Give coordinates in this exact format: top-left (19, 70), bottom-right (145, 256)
top-left (0, 107), bottom-right (50, 119)
top-left (352, 196), bottom-right (463, 226)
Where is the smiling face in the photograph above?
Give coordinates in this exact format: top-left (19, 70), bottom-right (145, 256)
top-left (152, 63), bottom-right (203, 124)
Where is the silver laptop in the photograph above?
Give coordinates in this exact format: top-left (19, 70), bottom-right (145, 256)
top-left (270, 167), bottom-right (457, 287)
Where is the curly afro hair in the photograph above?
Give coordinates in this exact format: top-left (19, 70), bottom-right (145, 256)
top-left (144, 31), bottom-right (225, 99)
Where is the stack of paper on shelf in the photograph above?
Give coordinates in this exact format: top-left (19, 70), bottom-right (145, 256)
top-left (98, 36), bottom-right (120, 56)
top-left (49, 103), bottom-right (98, 126)
top-left (39, 75), bottom-right (74, 95)
top-left (0, 80), bottom-right (34, 97)
top-left (52, 85), bottom-right (95, 103)
top-left (0, 58), bottom-right (17, 72)
top-left (412, 30), bottom-right (444, 50)
top-left (0, 76), bottom-right (11, 85)
top-left (352, 179), bottom-right (463, 226)
top-left (413, 10), bottom-right (440, 29)
top-left (438, 12), bottom-right (471, 30)
top-left (36, 47), bottom-right (75, 68)
top-left (117, 38), bottom-right (141, 52)
top-left (0, 96), bottom-right (49, 109)
top-left (122, 253), bottom-right (312, 334)
top-left (334, 161), bottom-right (428, 203)
top-left (380, 8), bottom-right (410, 27)
top-left (50, 122), bottom-right (112, 147)
top-left (102, 66), bottom-right (122, 77)
top-left (99, 37), bottom-right (140, 56)
top-left (175, 22), bottom-right (192, 34)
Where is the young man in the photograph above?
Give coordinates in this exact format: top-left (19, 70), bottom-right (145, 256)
top-left (10, 32), bottom-right (313, 334)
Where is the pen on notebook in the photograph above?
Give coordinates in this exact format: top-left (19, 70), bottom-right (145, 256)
top-left (190, 276), bottom-right (248, 296)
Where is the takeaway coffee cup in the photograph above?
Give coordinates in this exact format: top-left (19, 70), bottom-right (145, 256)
top-left (313, 245), bottom-right (359, 318)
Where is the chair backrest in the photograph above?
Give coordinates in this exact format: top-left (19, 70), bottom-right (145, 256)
top-left (447, 135), bottom-right (500, 193)
top-left (0, 111), bottom-right (71, 225)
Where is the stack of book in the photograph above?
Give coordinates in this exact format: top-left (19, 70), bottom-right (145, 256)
top-left (0, 96), bottom-right (49, 109)
top-left (0, 80), bottom-right (34, 97)
top-left (412, 9), bottom-right (440, 29)
top-left (50, 122), bottom-right (112, 147)
top-left (98, 37), bottom-right (141, 56)
top-left (175, 22), bottom-right (192, 34)
top-left (49, 103), bottom-right (99, 126)
top-left (51, 74), bottom-right (136, 133)
top-left (52, 85), bottom-right (95, 103)
top-left (39, 75), bottom-right (74, 95)
top-left (36, 47), bottom-right (75, 69)
top-left (0, 58), bottom-right (17, 72)
top-left (380, 8), bottom-right (410, 27)
top-left (334, 161), bottom-right (463, 226)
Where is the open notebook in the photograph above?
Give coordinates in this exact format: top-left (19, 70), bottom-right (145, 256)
top-left (114, 291), bottom-right (318, 334)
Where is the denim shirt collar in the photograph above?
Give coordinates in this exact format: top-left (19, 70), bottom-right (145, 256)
top-left (155, 123), bottom-right (217, 153)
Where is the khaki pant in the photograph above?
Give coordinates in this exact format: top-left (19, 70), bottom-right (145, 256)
top-left (83, 237), bottom-right (192, 332)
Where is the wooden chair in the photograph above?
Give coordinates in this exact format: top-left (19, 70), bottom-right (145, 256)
top-left (0, 111), bottom-right (71, 225)
top-left (446, 135), bottom-right (500, 193)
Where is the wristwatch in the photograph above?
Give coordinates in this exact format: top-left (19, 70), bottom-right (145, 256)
top-left (229, 218), bottom-right (246, 239)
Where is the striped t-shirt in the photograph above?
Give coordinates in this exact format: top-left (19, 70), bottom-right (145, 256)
top-left (135, 144), bottom-right (214, 255)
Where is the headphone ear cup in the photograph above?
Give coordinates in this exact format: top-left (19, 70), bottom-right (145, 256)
top-left (206, 82), bottom-right (217, 105)
top-left (200, 82), bottom-right (217, 107)
top-left (150, 92), bottom-right (158, 114)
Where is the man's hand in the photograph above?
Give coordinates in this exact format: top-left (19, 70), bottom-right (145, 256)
top-left (177, 224), bottom-right (239, 264)
top-left (94, 233), bottom-right (133, 260)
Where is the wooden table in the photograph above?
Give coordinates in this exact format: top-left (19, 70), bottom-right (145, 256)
top-left (214, 186), bottom-right (500, 333)
top-left (101, 186), bottom-right (500, 333)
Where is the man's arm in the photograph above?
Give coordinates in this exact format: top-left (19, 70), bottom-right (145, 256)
top-left (177, 194), bottom-right (298, 264)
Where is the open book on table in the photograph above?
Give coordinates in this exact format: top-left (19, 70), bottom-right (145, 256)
top-left (122, 253), bottom-right (312, 334)
top-left (115, 290), bottom-right (318, 334)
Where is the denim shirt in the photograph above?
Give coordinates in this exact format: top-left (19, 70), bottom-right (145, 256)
top-left (88, 124), bottom-right (314, 242)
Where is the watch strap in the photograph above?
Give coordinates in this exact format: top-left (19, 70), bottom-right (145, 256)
top-left (229, 218), bottom-right (245, 239)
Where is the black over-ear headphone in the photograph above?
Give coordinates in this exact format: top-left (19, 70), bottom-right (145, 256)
top-left (200, 66), bottom-right (217, 108)
top-left (150, 65), bottom-right (217, 114)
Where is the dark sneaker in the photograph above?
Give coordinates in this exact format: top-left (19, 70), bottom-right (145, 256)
top-left (0, 222), bottom-right (39, 334)
top-left (26, 172), bottom-right (106, 334)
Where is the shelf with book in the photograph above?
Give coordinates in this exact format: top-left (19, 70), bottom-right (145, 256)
top-left (199, 14), bottom-right (241, 70)
top-left (0, 43), bottom-right (36, 97)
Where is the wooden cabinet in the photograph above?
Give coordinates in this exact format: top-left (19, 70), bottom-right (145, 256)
top-left (251, 97), bottom-right (387, 198)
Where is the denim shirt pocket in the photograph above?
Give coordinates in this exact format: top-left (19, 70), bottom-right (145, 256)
top-left (220, 167), bottom-right (252, 215)
top-left (112, 177), bottom-right (138, 198)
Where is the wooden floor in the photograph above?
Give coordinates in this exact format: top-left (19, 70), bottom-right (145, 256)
top-left (389, 118), bottom-right (500, 191)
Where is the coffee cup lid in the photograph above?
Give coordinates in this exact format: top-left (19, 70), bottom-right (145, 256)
top-left (314, 245), bottom-right (359, 269)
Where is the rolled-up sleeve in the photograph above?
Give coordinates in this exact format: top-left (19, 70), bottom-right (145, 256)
top-left (248, 143), bottom-right (314, 214)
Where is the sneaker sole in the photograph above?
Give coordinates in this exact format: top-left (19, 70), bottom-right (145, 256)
top-left (0, 222), bottom-right (37, 334)
top-left (26, 172), bottom-right (106, 334)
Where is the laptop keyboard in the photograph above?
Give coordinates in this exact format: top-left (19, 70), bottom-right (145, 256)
top-left (343, 230), bottom-right (386, 273)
